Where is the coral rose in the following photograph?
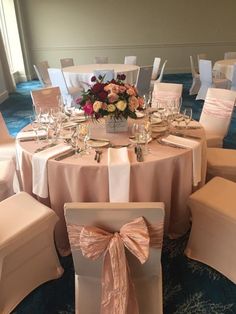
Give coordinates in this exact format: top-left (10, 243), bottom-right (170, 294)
top-left (119, 85), bottom-right (126, 93)
top-left (128, 96), bottom-right (139, 111)
top-left (108, 93), bottom-right (119, 103)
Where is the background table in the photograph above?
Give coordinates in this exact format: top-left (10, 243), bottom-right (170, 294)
top-left (213, 59), bottom-right (236, 80)
top-left (17, 120), bottom-right (206, 256)
top-left (63, 64), bottom-right (139, 89)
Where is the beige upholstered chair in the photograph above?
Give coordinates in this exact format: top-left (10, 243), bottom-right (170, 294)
top-left (33, 61), bottom-right (51, 87)
top-left (0, 192), bottom-right (63, 314)
top-left (31, 86), bottom-right (61, 110)
top-left (199, 88), bottom-right (236, 147)
top-left (60, 57), bottom-right (74, 68)
top-left (152, 82), bottom-right (183, 108)
top-left (185, 176), bottom-right (236, 284)
top-left (189, 56), bottom-right (201, 95)
top-left (64, 202), bottom-right (165, 314)
top-left (224, 51), bottom-right (236, 60)
top-left (124, 55), bottom-right (137, 65)
top-left (0, 112), bottom-right (15, 161)
top-left (0, 159), bottom-right (15, 201)
top-left (94, 56), bottom-right (108, 64)
top-left (206, 148), bottom-right (236, 182)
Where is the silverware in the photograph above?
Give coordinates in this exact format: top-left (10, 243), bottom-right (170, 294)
top-left (34, 143), bottom-right (57, 153)
top-left (90, 137), bottom-right (110, 143)
top-left (171, 133), bottom-right (201, 140)
top-left (110, 144), bottom-right (131, 148)
top-left (157, 139), bottom-right (186, 149)
top-left (96, 150), bottom-right (102, 163)
top-left (54, 150), bottom-right (75, 161)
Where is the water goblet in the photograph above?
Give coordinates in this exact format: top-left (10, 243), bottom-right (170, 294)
top-left (183, 107), bottom-right (192, 129)
top-left (30, 116), bottom-right (40, 143)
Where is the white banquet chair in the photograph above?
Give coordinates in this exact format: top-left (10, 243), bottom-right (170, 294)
top-left (64, 202), bottom-right (165, 314)
top-left (94, 56), bottom-right (108, 64)
top-left (48, 68), bottom-right (82, 106)
top-left (0, 112), bottom-right (15, 161)
top-left (196, 59), bottom-right (230, 100)
top-left (33, 61), bottom-right (51, 87)
top-left (93, 69), bottom-right (115, 82)
top-left (152, 82), bottom-right (183, 109)
top-left (124, 55), bottom-right (137, 65)
top-left (197, 53), bottom-right (207, 72)
top-left (0, 159), bottom-right (15, 201)
top-left (224, 51), bottom-right (236, 60)
top-left (185, 177), bottom-right (236, 284)
top-left (60, 57), bottom-right (74, 68)
top-left (135, 65), bottom-right (153, 97)
top-left (0, 192), bottom-right (64, 314)
top-left (150, 57), bottom-right (161, 90)
top-left (199, 88), bottom-right (236, 147)
top-left (230, 64), bottom-right (236, 91)
top-left (189, 56), bottom-right (201, 95)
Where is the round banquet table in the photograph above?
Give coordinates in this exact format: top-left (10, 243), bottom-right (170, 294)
top-left (63, 64), bottom-right (139, 89)
top-left (213, 59), bottom-right (236, 81)
top-left (16, 119), bottom-right (207, 256)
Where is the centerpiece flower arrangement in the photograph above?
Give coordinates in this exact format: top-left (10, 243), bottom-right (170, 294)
top-left (76, 74), bottom-right (144, 120)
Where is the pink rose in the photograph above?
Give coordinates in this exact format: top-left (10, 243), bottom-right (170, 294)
top-left (119, 85), bottom-right (126, 93)
top-left (83, 101), bottom-right (94, 115)
top-left (108, 93), bottom-right (119, 103)
top-left (127, 88), bottom-right (136, 96)
top-left (138, 97), bottom-right (145, 108)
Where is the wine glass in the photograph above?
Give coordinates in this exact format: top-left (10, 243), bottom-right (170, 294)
top-left (78, 124), bottom-right (90, 155)
top-left (30, 116), bottom-right (40, 143)
top-left (183, 107), bottom-right (192, 129)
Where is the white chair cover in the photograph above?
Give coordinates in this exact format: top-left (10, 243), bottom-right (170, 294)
top-left (34, 61), bottom-right (51, 87)
top-left (224, 51), bottom-right (236, 60)
top-left (230, 64), bottom-right (236, 91)
top-left (152, 82), bottom-right (183, 108)
top-left (124, 55), bottom-right (137, 65)
top-left (189, 56), bottom-right (201, 95)
top-left (0, 159), bottom-right (15, 201)
top-left (151, 57), bottom-right (161, 80)
top-left (64, 202), bottom-right (165, 314)
top-left (196, 59), bottom-right (230, 100)
top-left (199, 88), bottom-right (236, 147)
top-left (94, 56), bottom-right (108, 64)
top-left (0, 112), bottom-right (15, 161)
top-left (93, 69), bottom-right (115, 82)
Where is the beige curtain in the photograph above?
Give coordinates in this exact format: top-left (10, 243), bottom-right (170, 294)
top-left (0, 29), bottom-right (15, 92)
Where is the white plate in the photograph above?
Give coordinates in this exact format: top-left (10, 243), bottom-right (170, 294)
top-left (129, 136), bottom-right (152, 144)
top-left (151, 117), bottom-right (162, 124)
top-left (135, 111), bottom-right (145, 118)
top-left (87, 140), bottom-right (110, 148)
top-left (152, 125), bottom-right (168, 133)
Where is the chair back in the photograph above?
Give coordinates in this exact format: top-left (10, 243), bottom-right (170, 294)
top-left (200, 88), bottom-right (236, 138)
top-left (94, 56), bottom-right (108, 64)
top-left (60, 58), bottom-right (74, 68)
top-left (93, 69), bottom-right (115, 82)
top-left (197, 53), bottom-right (207, 71)
top-left (156, 60), bottom-right (167, 83)
top-left (124, 55), bottom-right (137, 65)
top-left (230, 64), bottom-right (236, 91)
top-left (0, 112), bottom-right (11, 141)
top-left (34, 61), bottom-right (51, 87)
top-left (47, 68), bottom-right (69, 96)
top-left (151, 57), bottom-right (161, 80)
top-left (64, 202), bottom-right (165, 314)
top-left (31, 86), bottom-right (61, 109)
top-left (135, 65), bottom-right (153, 96)
top-left (224, 51), bottom-right (236, 60)
top-left (152, 82), bottom-right (183, 108)
top-left (199, 59), bottom-right (213, 84)
top-left (190, 56), bottom-right (198, 77)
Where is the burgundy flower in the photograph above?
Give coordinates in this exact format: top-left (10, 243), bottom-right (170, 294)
top-left (117, 74), bottom-right (121, 80)
top-left (98, 91), bottom-right (108, 101)
top-left (91, 76), bottom-right (96, 82)
top-left (92, 83), bottom-right (103, 94)
top-left (120, 74), bottom-right (126, 81)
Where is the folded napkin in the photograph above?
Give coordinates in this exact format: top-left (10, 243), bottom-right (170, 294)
top-left (16, 130), bottom-right (47, 140)
top-left (32, 143), bottom-right (71, 198)
top-left (162, 135), bottom-right (202, 186)
top-left (108, 147), bottom-right (130, 202)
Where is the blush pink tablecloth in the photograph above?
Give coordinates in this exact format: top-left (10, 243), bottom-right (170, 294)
top-left (16, 120), bottom-right (206, 256)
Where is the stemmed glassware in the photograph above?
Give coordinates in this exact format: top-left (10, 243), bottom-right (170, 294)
top-left (77, 124), bottom-right (91, 155)
top-left (30, 115), bottom-right (40, 143)
top-left (183, 107), bottom-right (192, 129)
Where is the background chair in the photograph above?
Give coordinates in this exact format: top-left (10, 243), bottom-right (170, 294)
top-left (197, 53), bottom-right (207, 72)
top-left (135, 65), bottom-right (153, 97)
top-left (60, 58), bottom-right (74, 68)
top-left (230, 64), bottom-right (236, 91)
top-left (150, 60), bottom-right (168, 91)
top-left (0, 191), bottom-right (63, 314)
top-left (94, 56), bottom-right (108, 64)
top-left (48, 68), bottom-right (82, 106)
top-left (185, 176), bottom-right (236, 284)
top-left (199, 88), bottom-right (236, 147)
top-left (152, 82), bottom-right (183, 108)
top-left (0, 112), bottom-right (15, 160)
top-left (31, 86), bottom-right (61, 110)
top-left (33, 61), bottom-right (51, 87)
top-left (224, 51), bottom-right (236, 60)
top-left (189, 55), bottom-right (201, 95)
top-left (93, 69), bottom-right (114, 82)
top-left (150, 57), bottom-right (161, 90)
top-left (196, 59), bottom-right (230, 100)
top-left (0, 159), bottom-right (15, 201)
top-left (206, 148), bottom-right (236, 182)
top-left (124, 55), bottom-right (137, 65)
top-left (64, 202), bottom-right (165, 314)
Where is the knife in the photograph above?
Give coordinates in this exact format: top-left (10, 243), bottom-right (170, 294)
top-left (54, 150), bottom-right (75, 161)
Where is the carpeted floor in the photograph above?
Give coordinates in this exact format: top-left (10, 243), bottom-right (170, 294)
top-left (1, 74), bottom-right (236, 314)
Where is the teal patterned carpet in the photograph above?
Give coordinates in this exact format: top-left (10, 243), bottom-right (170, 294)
top-left (1, 74), bottom-right (236, 314)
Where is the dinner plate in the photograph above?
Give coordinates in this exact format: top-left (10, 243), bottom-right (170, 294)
top-left (129, 136), bottom-right (152, 144)
top-left (151, 125), bottom-right (168, 133)
top-left (87, 140), bottom-right (110, 148)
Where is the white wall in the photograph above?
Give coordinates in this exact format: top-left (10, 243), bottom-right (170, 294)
top-left (19, 0), bottom-right (236, 77)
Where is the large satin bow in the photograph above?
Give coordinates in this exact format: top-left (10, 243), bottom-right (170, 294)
top-left (67, 216), bottom-right (163, 314)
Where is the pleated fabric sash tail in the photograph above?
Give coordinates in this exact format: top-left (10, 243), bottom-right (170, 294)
top-left (67, 217), bottom-right (164, 314)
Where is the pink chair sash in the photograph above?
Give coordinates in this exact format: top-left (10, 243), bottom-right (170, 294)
top-left (152, 90), bottom-right (180, 102)
top-left (67, 216), bottom-right (164, 314)
top-left (203, 97), bottom-right (233, 118)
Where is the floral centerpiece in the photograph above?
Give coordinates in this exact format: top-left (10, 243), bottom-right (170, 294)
top-left (76, 74), bottom-right (144, 121)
